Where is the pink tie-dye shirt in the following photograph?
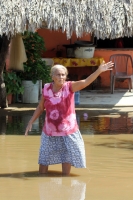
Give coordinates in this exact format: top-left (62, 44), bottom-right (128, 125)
top-left (42, 81), bottom-right (79, 136)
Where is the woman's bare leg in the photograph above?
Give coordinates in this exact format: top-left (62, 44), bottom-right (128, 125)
top-left (62, 163), bottom-right (71, 176)
top-left (39, 164), bottom-right (48, 174)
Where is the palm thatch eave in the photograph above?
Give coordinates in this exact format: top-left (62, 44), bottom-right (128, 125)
top-left (0, 0), bottom-right (133, 39)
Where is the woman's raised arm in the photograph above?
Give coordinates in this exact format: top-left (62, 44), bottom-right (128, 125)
top-left (71, 61), bottom-right (114, 92)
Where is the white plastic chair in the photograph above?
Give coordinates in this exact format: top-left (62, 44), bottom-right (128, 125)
top-left (110, 54), bottom-right (133, 94)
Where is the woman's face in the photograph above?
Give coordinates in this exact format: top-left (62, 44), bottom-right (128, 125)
top-left (52, 68), bottom-right (66, 86)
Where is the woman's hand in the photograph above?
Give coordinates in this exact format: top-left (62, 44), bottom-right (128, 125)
top-left (24, 95), bottom-right (45, 136)
top-left (25, 122), bottom-right (32, 136)
top-left (98, 61), bottom-right (114, 73)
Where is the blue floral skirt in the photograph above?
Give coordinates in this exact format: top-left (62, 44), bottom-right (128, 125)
top-left (38, 129), bottom-right (86, 168)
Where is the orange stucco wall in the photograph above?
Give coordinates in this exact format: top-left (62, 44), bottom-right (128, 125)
top-left (37, 29), bottom-right (91, 58)
top-left (37, 29), bottom-right (133, 89)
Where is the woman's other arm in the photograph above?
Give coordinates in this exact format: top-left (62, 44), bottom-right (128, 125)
top-left (25, 95), bottom-right (45, 136)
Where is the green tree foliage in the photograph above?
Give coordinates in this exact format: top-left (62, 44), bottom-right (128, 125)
top-left (19, 31), bottom-right (51, 84)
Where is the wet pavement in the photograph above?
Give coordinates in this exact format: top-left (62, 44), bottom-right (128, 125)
top-left (0, 89), bottom-right (133, 200)
top-left (79, 89), bottom-right (133, 108)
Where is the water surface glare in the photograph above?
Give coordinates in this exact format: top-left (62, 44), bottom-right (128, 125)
top-left (0, 111), bottom-right (133, 199)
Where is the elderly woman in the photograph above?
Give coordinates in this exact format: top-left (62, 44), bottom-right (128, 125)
top-left (25, 61), bottom-right (113, 175)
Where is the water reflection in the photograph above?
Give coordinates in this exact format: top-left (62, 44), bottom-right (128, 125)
top-left (0, 116), bottom-right (6, 134)
top-left (1, 114), bottom-right (44, 135)
top-left (39, 178), bottom-right (86, 200)
top-left (1, 111), bottom-right (133, 135)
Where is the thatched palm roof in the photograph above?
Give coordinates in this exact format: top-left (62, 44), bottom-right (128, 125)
top-left (0, 0), bottom-right (132, 39)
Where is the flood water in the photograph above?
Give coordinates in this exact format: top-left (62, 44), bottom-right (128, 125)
top-left (0, 109), bottom-right (133, 200)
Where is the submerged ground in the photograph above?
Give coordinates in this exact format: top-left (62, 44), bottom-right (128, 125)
top-left (0, 103), bottom-right (133, 200)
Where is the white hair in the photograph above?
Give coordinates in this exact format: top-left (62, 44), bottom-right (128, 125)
top-left (50, 64), bottom-right (68, 77)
